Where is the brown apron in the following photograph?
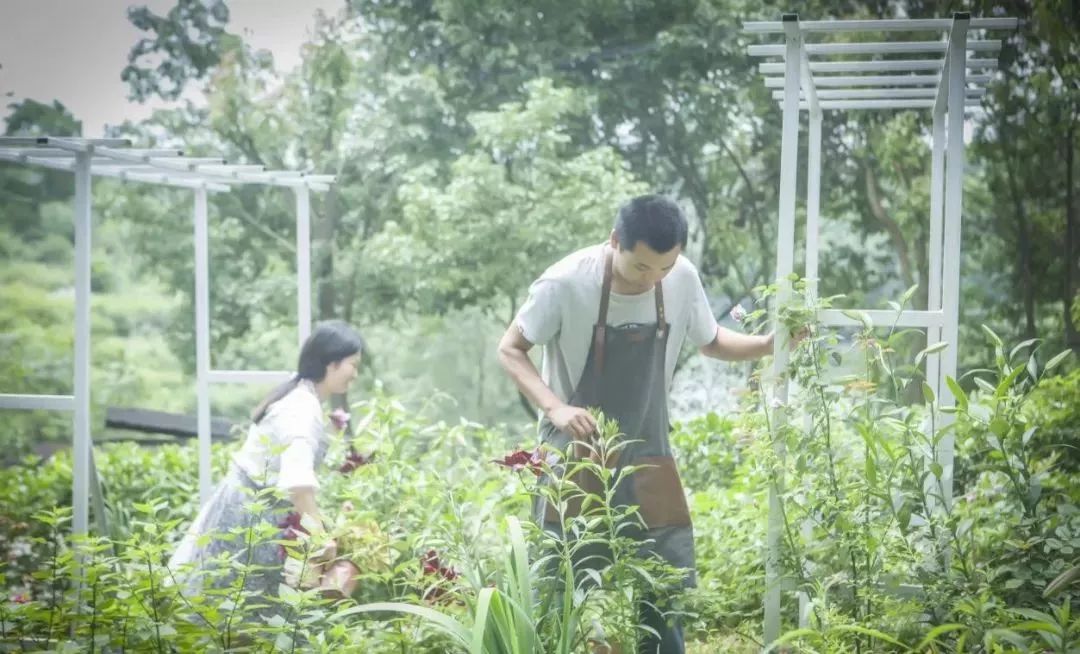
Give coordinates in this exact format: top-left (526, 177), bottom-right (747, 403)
top-left (536, 247), bottom-right (696, 582)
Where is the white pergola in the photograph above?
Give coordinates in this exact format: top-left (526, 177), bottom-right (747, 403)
top-left (0, 136), bottom-right (327, 539)
top-left (743, 13), bottom-right (1018, 645)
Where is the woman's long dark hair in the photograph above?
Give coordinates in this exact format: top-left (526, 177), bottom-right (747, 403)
top-left (251, 320), bottom-right (365, 423)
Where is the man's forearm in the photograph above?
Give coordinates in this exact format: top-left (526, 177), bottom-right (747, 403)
top-left (700, 326), bottom-right (773, 361)
top-left (496, 345), bottom-right (564, 416)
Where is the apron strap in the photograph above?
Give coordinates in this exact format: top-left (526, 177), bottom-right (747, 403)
top-left (655, 281), bottom-right (667, 339)
top-left (595, 248), bottom-right (614, 375)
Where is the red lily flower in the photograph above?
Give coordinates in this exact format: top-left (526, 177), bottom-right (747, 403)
top-left (420, 549), bottom-right (459, 601)
top-left (492, 446), bottom-right (549, 477)
top-left (339, 446), bottom-right (375, 473)
top-left (277, 511), bottom-right (310, 561)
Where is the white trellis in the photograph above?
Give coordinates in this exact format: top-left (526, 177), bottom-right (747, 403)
top-left (0, 136), bottom-right (332, 539)
top-left (742, 13), bottom-right (1018, 645)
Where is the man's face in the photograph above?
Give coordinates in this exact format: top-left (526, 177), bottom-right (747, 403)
top-left (610, 233), bottom-right (681, 294)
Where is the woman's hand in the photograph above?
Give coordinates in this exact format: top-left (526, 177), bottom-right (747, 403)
top-left (310, 538), bottom-right (338, 565)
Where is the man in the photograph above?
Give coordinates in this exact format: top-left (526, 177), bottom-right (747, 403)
top-left (496, 194), bottom-right (779, 653)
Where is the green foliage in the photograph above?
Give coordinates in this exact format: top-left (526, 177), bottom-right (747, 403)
top-left (1022, 367), bottom-right (1080, 473)
top-left (2, 1), bottom-right (1080, 651)
top-left (377, 78), bottom-right (647, 317)
top-left (0, 399), bottom-right (690, 652)
top-left (2, 342), bottom-right (1079, 651)
top-left (123, 0), bottom-right (235, 102)
top-left (755, 281), bottom-right (1080, 652)
top-left (0, 207), bottom-right (196, 459)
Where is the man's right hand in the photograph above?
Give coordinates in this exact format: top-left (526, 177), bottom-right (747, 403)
top-left (546, 405), bottom-right (597, 440)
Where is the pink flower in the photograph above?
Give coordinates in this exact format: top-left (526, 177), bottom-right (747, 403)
top-left (329, 408), bottom-right (351, 432)
top-left (492, 446), bottom-right (549, 477)
top-left (729, 303), bottom-right (747, 323)
top-left (339, 446), bottom-right (375, 473)
top-left (10, 593), bottom-right (29, 604)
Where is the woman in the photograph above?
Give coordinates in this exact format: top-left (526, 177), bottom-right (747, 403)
top-left (168, 320), bottom-right (365, 602)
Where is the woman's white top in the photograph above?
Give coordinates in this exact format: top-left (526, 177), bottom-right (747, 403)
top-left (232, 380), bottom-right (325, 490)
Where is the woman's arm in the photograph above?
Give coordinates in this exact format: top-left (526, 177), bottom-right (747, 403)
top-left (288, 485), bottom-right (320, 518)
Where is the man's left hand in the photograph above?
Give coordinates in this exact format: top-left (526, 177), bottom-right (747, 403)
top-left (790, 325), bottom-right (811, 347)
top-left (765, 326), bottom-right (811, 350)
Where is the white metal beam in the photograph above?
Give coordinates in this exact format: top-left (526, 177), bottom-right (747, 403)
top-left (765, 15), bottom-right (802, 648)
top-left (934, 16), bottom-right (975, 115)
top-left (764, 74), bottom-right (992, 88)
top-left (299, 174), bottom-right (336, 184)
top-left (818, 309), bottom-right (946, 328)
top-left (748, 40), bottom-right (1001, 57)
top-left (774, 88), bottom-right (986, 100)
top-left (743, 17), bottom-right (1018, 33)
top-left (16, 157), bottom-right (235, 188)
top-left (115, 172), bottom-right (230, 191)
top-left (796, 98), bottom-right (982, 110)
top-left (77, 160), bottom-right (223, 171)
top-left (926, 107), bottom-right (946, 423)
top-left (193, 187), bottom-right (213, 506)
top-left (19, 137), bottom-right (130, 151)
top-left (0, 145), bottom-right (333, 190)
top-left (0, 147), bottom-right (183, 159)
top-left (194, 164), bottom-right (266, 173)
top-left (806, 110), bottom-right (822, 296)
top-left (758, 58), bottom-right (998, 74)
top-left (0, 394), bottom-right (75, 411)
top-left (144, 157), bottom-right (227, 168)
top-left (799, 46), bottom-right (820, 115)
top-left (938, 14), bottom-right (970, 510)
top-left (295, 186), bottom-right (313, 347)
top-left (72, 150), bottom-right (92, 540)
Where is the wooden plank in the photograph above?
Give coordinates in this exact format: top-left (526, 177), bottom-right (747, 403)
top-left (105, 406), bottom-right (236, 440)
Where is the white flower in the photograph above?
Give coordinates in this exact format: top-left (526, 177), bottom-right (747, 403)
top-left (729, 303), bottom-right (748, 323)
top-left (770, 397), bottom-right (785, 410)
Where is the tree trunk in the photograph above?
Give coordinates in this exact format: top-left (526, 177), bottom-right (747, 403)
top-left (315, 186), bottom-right (341, 321)
top-left (1002, 138), bottom-right (1037, 339)
top-left (863, 160), bottom-right (915, 290)
top-left (477, 334), bottom-right (485, 418)
top-left (1065, 122), bottom-right (1079, 347)
top-left (717, 136), bottom-right (772, 289)
top-left (915, 231), bottom-right (930, 311)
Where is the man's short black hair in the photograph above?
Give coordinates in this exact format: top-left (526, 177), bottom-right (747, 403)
top-left (614, 194), bottom-right (688, 253)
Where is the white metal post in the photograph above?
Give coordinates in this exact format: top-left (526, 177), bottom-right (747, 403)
top-left (765, 14), bottom-right (803, 646)
top-left (797, 107), bottom-right (823, 629)
top-left (194, 187), bottom-right (213, 506)
top-left (926, 107), bottom-right (946, 400)
top-left (806, 111), bottom-right (823, 295)
top-left (72, 150), bottom-right (92, 539)
top-left (921, 40), bottom-right (953, 524)
top-left (295, 186), bottom-right (312, 347)
top-left (938, 13), bottom-right (970, 509)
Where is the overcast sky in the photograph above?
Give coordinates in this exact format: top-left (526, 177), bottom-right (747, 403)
top-left (0, 0), bottom-right (341, 137)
